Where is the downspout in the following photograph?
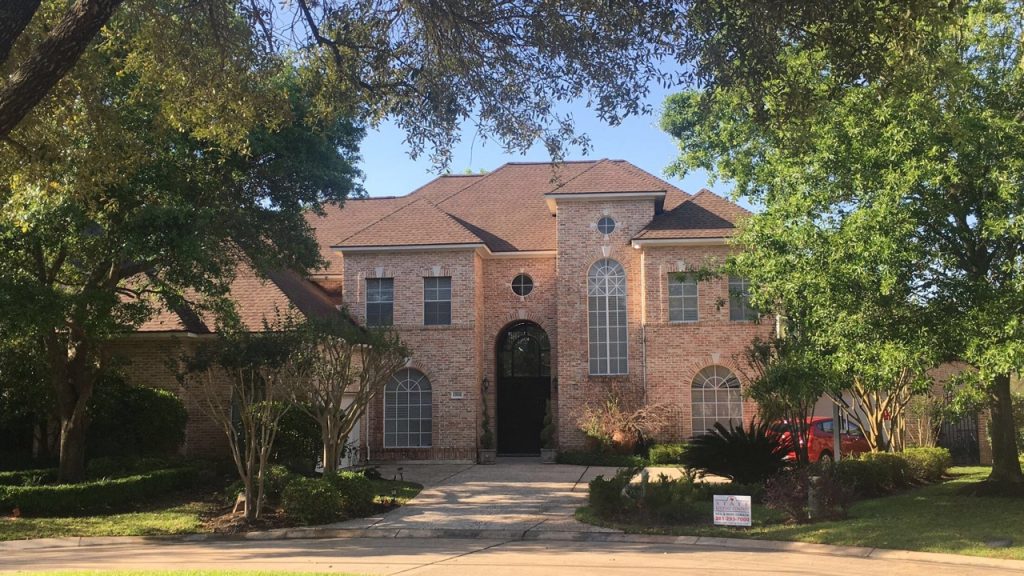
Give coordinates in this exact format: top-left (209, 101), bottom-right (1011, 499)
top-left (639, 247), bottom-right (648, 405)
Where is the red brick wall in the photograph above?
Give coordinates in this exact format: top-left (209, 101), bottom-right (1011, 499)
top-left (344, 250), bottom-right (481, 461)
top-left (107, 337), bottom-right (231, 459)
top-left (641, 245), bottom-right (772, 440)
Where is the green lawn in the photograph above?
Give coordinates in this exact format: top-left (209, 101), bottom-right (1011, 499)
top-left (576, 467), bottom-right (1024, 560)
top-left (0, 479), bottom-right (421, 542)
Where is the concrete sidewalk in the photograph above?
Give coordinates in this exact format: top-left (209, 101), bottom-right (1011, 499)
top-left (3, 535), bottom-right (1022, 575)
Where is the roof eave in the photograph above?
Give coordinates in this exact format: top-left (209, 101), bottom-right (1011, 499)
top-left (544, 191), bottom-right (666, 214)
top-left (333, 242), bottom-right (489, 254)
top-left (631, 237), bottom-right (731, 248)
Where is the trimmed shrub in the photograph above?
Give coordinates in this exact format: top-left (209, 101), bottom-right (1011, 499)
top-left (282, 477), bottom-right (343, 525)
top-left (764, 465), bottom-right (854, 523)
top-left (0, 467), bottom-right (199, 516)
top-left (557, 451), bottom-right (647, 467)
top-left (680, 421), bottom-right (788, 484)
top-left (697, 480), bottom-right (766, 503)
top-left (87, 377), bottom-right (187, 458)
top-left (271, 409), bottom-right (322, 473)
top-left (588, 468), bottom-right (636, 518)
top-left (648, 443), bottom-right (686, 465)
top-left (85, 456), bottom-right (175, 479)
top-left (639, 477), bottom-right (702, 523)
top-left (902, 447), bottom-right (952, 483)
top-left (0, 468), bottom-right (57, 487)
top-left (327, 471), bottom-right (376, 517)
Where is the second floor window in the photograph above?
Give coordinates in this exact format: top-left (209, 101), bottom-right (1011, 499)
top-left (729, 276), bottom-right (758, 321)
top-left (588, 259), bottom-right (628, 375)
top-left (423, 276), bottom-right (452, 325)
top-left (668, 273), bottom-right (698, 322)
top-left (365, 278), bottom-right (394, 326)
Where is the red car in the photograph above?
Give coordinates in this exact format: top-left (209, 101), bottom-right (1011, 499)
top-left (772, 417), bottom-right (870, 463)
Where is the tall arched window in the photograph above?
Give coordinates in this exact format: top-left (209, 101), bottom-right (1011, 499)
top-left (588, 258), bottom-right (628, 375)
top-left (384, 368), bottom-right (432, 448)
top-left (691, 365), bottom-right (742, 435)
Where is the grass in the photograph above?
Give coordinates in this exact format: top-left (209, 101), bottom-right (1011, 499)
top-left (370, 479), bottom-right (422, 506)
top-left (0, 502), bottom-right (214, 541)
top-left (0, 478), bottom-right (422, 542)
top-left (576, 466), bottom-right (1024, 560)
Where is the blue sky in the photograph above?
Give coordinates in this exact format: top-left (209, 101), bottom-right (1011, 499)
top-left (357, 83), bottom-right (749, 207)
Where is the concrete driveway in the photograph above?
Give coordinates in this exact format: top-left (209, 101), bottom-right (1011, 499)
top-left (338, 460), bottom-right (623, 535)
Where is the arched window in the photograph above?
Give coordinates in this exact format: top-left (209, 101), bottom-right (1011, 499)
top-left (691, 365), bottom-right (742, 435)
top-left (587, 259), bottom-right (628, 375)
top-left (384, 368), bottom-right (432, 448)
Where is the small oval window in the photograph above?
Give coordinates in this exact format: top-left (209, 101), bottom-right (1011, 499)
top-left (597, 216), bottom-right (616, 235)
top-left (511, 274), bottom-right (534, 297)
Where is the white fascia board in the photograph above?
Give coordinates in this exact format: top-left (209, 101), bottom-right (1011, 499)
top-left (485, 250), bottom-right (557, 259)
top-left (332, 243), bottom-right (488, 255)
top-left (631, 237), bottom-right (730, 248)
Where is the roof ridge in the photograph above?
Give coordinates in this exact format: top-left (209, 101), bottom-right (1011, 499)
top-left (335, 195), bottom-right (424, 243)
top-left (430, 163), bottom-right (513, 207)
top-left (338, 196), bottom-right (484, 246)
top-left (547, 158), bottom-right (610, 193)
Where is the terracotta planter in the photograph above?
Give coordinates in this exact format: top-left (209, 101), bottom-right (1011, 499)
top-left (478, 448), bottom-right (497, 464)
top-left (540, 448), bottom-right (557, 464)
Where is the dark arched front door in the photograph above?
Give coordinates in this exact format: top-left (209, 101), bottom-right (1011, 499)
top-left (496, 321), bottom-right (551, 455)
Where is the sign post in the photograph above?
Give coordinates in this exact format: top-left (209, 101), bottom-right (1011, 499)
top-left (713, 495), bottom-right (752, 527)
top-left (832, 402), bottom-right (842, 462)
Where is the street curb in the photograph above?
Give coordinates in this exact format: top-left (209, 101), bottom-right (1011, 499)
top-left (2, 526), bottom-right (1024, 571)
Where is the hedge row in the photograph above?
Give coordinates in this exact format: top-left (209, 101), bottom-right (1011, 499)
top-left (836, 447), bottom-right (952, 497)
top-left (0, 467), bottom-right (200, 517)
top-left (556, 451), bottom-right (648, 467)
top-left (0, 468), bottom-right (57, 487)
top-left (281, 471), bottom-right (376, 525)
top-left (648, 443), bottom-right (686, 465)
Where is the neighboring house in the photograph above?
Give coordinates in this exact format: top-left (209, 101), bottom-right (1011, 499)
top-left (116, 159), bottom-right (773, 462)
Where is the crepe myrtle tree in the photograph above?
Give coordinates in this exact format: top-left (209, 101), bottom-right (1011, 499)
top-left (662, 0), bottom-right (1023, 482)
top-left (180, 317), bottom-right (306, 523)
top-left (288, 317), bottom-right (408, 473)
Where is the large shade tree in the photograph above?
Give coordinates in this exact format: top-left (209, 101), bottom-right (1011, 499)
top-left (663, 0), bottom-right (1024, 484)
top-left (0, 10), bottom-right (362, 481)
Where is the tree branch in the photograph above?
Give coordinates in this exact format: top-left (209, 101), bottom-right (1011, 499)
top-left (0, 0), bottom-right (41, 66)
top-left (0, 0), bottom-right (124, 139)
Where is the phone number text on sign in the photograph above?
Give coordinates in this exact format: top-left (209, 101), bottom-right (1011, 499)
top-left (713, 495), bottom-right (751, 527)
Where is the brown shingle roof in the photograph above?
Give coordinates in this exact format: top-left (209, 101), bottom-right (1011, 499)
top-left (337, 198), bottom-right (483, 248)
top-left (306, 197), bottom-right (410, 273)
top-left (549, 159), bottom-right (667, 194)
top-left (633, 189), bottom-right (750, 240)
top-left (136, 263), bottom-right (346, 334)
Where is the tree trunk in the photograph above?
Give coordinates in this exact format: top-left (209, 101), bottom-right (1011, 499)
top-left (58, 409), bottom-right (87, 482)
top-left (987, 373), bottom-right (1023, 484)
top-left (323, 435), bottom-right (340, 473)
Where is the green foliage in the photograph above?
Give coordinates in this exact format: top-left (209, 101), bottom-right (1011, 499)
top-left (0, 469), bottom-right (57, 487)
top-left (0, 467), bottom-right (199, 517)
top-left (588, 468), bottom-right (637, 518)
top-left (480, 395), bottom-right (494, 450)
top-left (87, 377), bottom-right (187, 458)
top-left (557, 451), bottom-right (648, 468)
top-left (539, 400), bottom-right (555, 449)
top-left (648, 443), bottom-right (687, 465)
top-left (764, 465), bottom-right (854, 523)
top-left (326, 471), bottom-right (376, 518)
top-left (271, 409), bottom-right (321, 474)
top-left (902, 447), bottom-right (954, 483)
top-left (662, 0), bottom-right (1024, 478)
top-left (680, 421), bottom-right (788, 484)
top-left (282, 477), bottom-right (343, 525)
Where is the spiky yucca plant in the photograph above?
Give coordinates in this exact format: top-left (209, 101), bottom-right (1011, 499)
top-left (681, 421), bottom-right (789, 484)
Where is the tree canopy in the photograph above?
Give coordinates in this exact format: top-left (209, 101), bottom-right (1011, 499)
top-left (663, 0), bottom-right (1024, 483)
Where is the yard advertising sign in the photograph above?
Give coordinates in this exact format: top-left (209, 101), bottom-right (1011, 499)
top-left (713, 495), bottom-right (752, 527)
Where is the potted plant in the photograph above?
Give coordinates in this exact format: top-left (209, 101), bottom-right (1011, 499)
top-left (540, 399), bottom-right (557, 463)
top-left (479, 394), bottom-right (496, 464)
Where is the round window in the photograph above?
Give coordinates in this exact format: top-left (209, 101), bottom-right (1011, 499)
top-left (597, 216), bottom-right (616, 235)
top-left (511, 273), bottom-right (534, 297)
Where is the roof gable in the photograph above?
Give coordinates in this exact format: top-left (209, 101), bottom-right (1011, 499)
top-left (634, 190), bottom-right (750, 240)
top-left (336, 198), bottom-right (483, 248)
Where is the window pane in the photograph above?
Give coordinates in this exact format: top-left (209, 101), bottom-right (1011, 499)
top-left (587, 260), bottom-right (628, 375)
top-left (691, 365), bottom-right (743, 437)
top-left (424, 277), bottom-right (452, 325)
top-left (729, 276), bottom-right (757, 321)
top-left (383, 369), bottom-right (433, 448)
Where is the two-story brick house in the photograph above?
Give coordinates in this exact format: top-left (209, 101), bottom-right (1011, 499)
top-left (119, 159), bottom-right (773, 462)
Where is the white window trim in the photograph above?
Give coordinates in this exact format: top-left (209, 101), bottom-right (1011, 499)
top-left (587, 259), bottom-right (629, 376)
top-left (667, 272), bottom-right (699, 324)
top-left (383, 369), bottom-right (433, 449)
